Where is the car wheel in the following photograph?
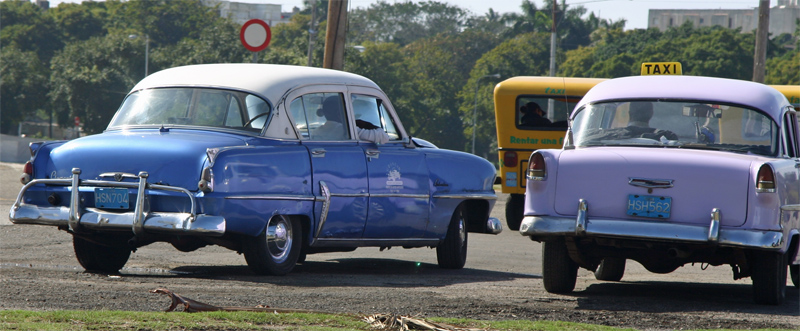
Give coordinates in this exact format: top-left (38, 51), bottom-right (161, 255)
top-left (542, 238), bottom-right (578, 293)
top-left (73, 236), bottom-right (131, 273)
top-left (436, 204), bottom-right (468, 269)
top-left (594, 257), bottom-right (626, 281)
top-left (751, 250), bottom-right (787, 305)
top-left (505, 194), bottom-right (524, 231)
top-left (790, 263), bottom-right (799, 289)
top-left (244, 215), bottom-right (302, 276)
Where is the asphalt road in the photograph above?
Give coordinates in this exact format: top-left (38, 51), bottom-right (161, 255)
top-left (1, 161), bottom-right (797, 329)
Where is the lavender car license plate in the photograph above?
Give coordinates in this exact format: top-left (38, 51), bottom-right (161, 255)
top-left (626, 194), bottom-right (671, 218)
top-left (95, 188), bottom-right (130, 209)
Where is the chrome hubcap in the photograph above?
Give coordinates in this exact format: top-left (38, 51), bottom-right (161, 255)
top-left (266, 216), bottom-right (292, 263)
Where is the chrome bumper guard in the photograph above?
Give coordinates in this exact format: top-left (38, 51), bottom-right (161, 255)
top-left (486, 217), bottom-right (503, 234)
top-left (519, 199), bottom-right (783, 250)
top-left (9, 168), bottom-right (225, 237)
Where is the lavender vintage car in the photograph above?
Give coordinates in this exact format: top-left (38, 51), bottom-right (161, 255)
top-left (10, 64), bottom-right (501, 276)
top-left (520, 75), bottom-right (799, 305)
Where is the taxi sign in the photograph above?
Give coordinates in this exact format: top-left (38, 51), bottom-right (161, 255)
top-left (641, 62), bottom-right (682, 75)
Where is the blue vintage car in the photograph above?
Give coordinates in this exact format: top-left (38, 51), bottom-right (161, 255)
top-left (520, 75), bottom-right (799, 305)
top-left (10, 64), bottom-right (501, 275)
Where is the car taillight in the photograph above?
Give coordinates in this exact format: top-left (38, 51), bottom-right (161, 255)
top-left (503, 151), bottom-right (518, 168)
top-left (526, 152), bottom-right (546, 180)
top-left (756, 164), bottom-right (775, 193)
top-left (20, 161), bottom-right (33, 184)
top-left (198, 166), bottom-right (214, 193)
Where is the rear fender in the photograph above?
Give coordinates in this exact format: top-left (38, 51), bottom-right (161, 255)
top-left (204, 145), bottom-right (314, 236)
top-left (524, 149), bottom-right (563, 216)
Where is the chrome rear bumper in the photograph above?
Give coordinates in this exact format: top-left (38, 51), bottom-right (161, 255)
top-left (520, 199), bottom-right (784, 250)
top-left (9, 168), bottom-right (225, 237)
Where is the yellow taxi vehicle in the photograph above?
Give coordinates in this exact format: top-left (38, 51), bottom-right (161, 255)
top-left (770, 84), bottom-right (800, 107)
top-left (493, 76), bottom-right (605, 230)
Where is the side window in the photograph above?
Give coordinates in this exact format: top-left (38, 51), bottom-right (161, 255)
top-left (289, 97), bottom-right (309, 139)
top-left (224, 98), bottom-right (243, 127)
top-left (351, 94), bottom-right (400, 141)
top-left (289, 93), bottom-right (349, 141)
top-left (244, 95), bottom-right (268, 129)
top-left (378, 102), bottom-right (400, 140)
top-left (516, 96), bottom-right (578, 130)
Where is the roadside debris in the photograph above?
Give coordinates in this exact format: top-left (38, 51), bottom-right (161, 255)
top-left (149, 288), bottom-right (317, 313)
top-left (150, 288), bottom-right (484, 330)
top-left (364, 314), bottom-right (485, 331)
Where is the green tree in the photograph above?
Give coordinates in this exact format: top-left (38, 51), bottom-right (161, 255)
top-left (49, 2), bottom-right (107, 42)
top-left (102, 0), bottom-right (224, 48)
top-left (389, 30), bottom-right (501, 150)
top-left (459, 32), bottom-right (552, 158)
top-left (0, 0), bottom-right (64, 62)
top-left (48, 34), bottom-right (142, 134)
top-left (766, 50), bottom-right (800, 84)
top-left (348, 1), bottom-right (469, 46)
top-left (150, 17), bottom-right (252, 68)
top-left (1, 46), bottom-right (49, 134)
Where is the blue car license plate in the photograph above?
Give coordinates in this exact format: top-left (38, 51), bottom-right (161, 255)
top-left (95, 188), bottom-right (130, 209)
top-left (626, 194), bottom-right (671, 218)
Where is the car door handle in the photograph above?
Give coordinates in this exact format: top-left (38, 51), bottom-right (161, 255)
top-left (366, 149), bottom-right (380, 160)
top-left (311, 148), bottom-right (326, 158)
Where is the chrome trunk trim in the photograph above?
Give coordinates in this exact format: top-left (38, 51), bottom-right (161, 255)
top-left (628, 177), bottom-right (674, 189)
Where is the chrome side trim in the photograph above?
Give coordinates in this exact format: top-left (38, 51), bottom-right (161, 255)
top-left (370, 193), bottom-right (429, 199)
top-left (313, 180), bottom-right (332, 245)
top-left (312, 238), bottom-right (440, 247)
top-left (226, 194), bottom-right (316, 201)
top-left (432, 193), bottom-right (497, 200)
top-left (519, 215), bottom-right (784, 250)
top-left (331, 192), bottom-right (370, 198)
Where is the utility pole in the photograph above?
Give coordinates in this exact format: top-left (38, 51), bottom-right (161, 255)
top-left (307, 1), bottom-right (317, 67)
top-left (323, 0), bottom-right (348, 70)
top-left (549, 0), bottom-right (557, 77)
top-left (752, 0), bottom-right (769, 83)
top-left (547, 1), bottom-right (558, 119)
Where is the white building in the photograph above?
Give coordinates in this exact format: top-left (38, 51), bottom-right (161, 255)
top-left (201, 0), bottom-right (299, 26)
top-left (648, 0), bottom-right (799, 35)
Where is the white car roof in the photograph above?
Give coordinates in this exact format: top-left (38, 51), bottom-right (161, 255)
top-left (575, 75), bottom-right (792, 122)
top-left (130, 63), bottom-right (381, 104)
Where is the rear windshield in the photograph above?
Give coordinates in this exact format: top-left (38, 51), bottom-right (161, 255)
top-left (108, 88), bottom-right (270, 132)
top-left (570, 100), bottom-right (779, 156)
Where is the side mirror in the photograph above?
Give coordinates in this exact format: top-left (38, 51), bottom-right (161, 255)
top-left (404, 136), bottom-right (416, 149)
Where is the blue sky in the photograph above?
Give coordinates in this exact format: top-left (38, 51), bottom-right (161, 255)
top-left (48, 0), bottom-right (775, 30)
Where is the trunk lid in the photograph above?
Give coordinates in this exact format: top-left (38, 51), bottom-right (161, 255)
top-left (47, 129), bottom-right (250, 190)
top-left (554, 147), bottom-right (754, 227)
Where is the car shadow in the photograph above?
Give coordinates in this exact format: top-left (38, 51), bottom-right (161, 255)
top-left (133, 257), bottom-right (539, 287)
top-left (569, 281), bottom-right (799, 316)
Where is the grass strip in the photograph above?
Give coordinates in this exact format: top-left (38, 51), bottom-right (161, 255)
top-left (1, 310), bottom-right (793, 331)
